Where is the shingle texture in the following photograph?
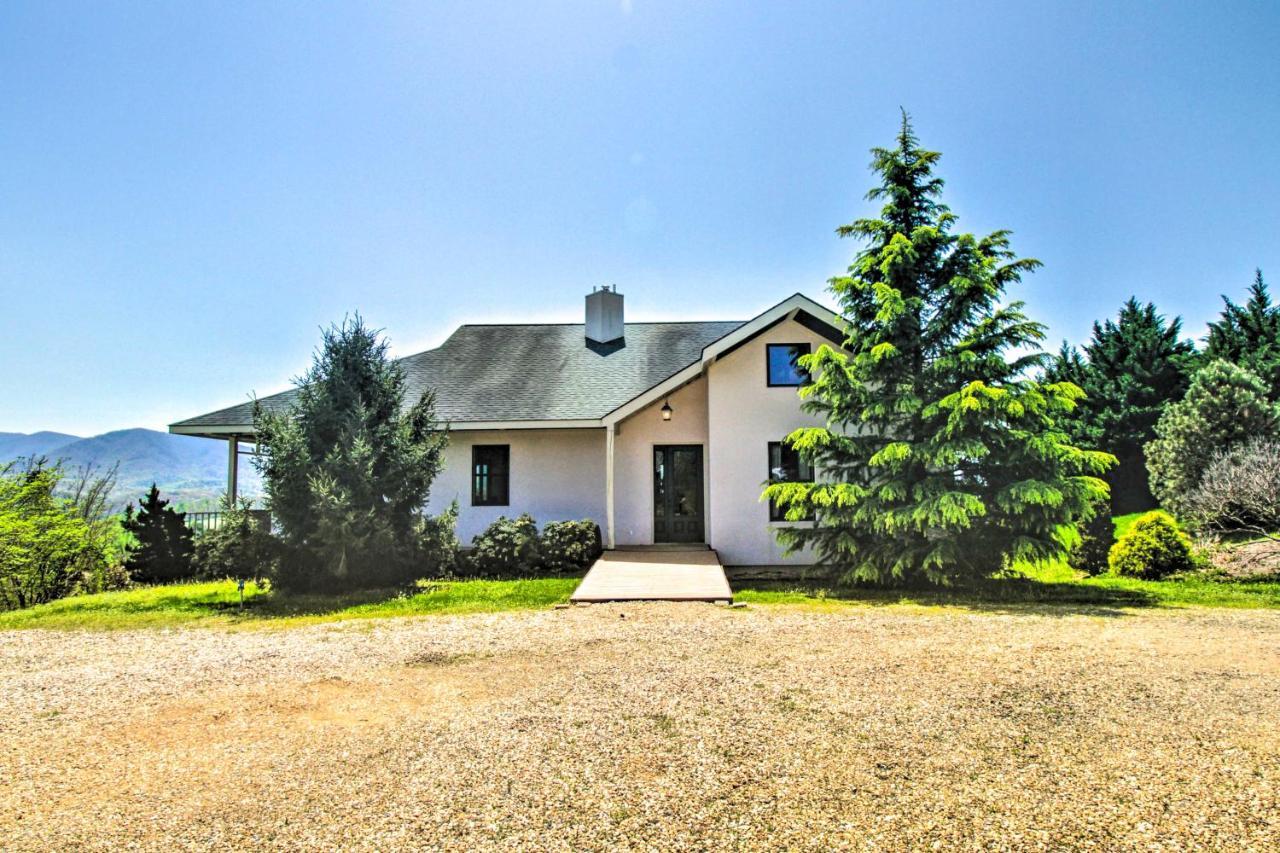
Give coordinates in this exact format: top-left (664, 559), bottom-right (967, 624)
top-left (171, 321), bottom-right (745, 430)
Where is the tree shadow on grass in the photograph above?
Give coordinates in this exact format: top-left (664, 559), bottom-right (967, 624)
top-left (738, 576), bottom-right (1159, 618)
top-left (128, 584), bottom-right (418, 624)
top-left (230, 586), bottom-right (407, 620)
top-left (214, 576), bottom-right (584, 623)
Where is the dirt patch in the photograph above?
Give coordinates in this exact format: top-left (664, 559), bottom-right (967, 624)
top-left (2, 605), bottom-right (1278, 850)
top-left (1211, 537), bottom-right (1280, 578)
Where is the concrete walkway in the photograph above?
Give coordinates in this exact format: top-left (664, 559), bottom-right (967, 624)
top-left (570, 548), bottom-right (733, 603)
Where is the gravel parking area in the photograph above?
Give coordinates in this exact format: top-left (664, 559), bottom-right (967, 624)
top-left (2, 603), bottom-right (1278, 850)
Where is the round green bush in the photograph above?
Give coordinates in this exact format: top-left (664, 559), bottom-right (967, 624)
top-left (540, 520), bottom-right (603, 574)
top-left (1107, 510), bottom-right (1195, 579)
top-left (465, 514), bottom-right (542, 577)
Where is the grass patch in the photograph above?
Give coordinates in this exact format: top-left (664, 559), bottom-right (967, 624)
top-left (0, 577), bottom-right (580, 631)
top-left (740, 511), bottom-right (1280, 613)
top-left (1018, 561), bottom-right (1280, 609)
top-left (1112, 511), bottom-right (1146, 540)
top-left (0, 581), bottom-right (271, 630)
top-left (737, 561), bottom-right (1280, 613)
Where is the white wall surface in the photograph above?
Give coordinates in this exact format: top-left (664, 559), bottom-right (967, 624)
top-left (706, 317), bottom-right (832, 566)
top-left (426, 428), bottom-right (607, 543)
top-left (613, 376), bottom-right (709, 546)
top-left (424, 315), bottom-right (835, 563)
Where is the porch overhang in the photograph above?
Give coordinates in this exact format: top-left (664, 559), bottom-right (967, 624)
top-left (169, 423), bottom-right (257, 440)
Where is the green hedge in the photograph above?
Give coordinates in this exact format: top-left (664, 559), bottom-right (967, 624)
top-left (464, 515), bottom-right (602, 577)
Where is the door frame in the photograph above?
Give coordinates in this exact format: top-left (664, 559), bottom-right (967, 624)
top-left (652, 444), bottom-right (706, 544)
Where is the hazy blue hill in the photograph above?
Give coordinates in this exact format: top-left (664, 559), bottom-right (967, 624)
top-left (0, 431), bottom-right (82, 459)
top-left (1, 428), bottom-right (262, 511)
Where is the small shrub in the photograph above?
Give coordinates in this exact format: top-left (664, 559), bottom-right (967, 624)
top-left (415, 501), bottom-right (461, 575)
top-left (1184, 438), bottom-right (1280, 537)
top-left (466, 514), bottom-right (541, 577)
top-left (194, 500), bottom-right (277, 583)
top-left (1070, 499), bottom-right (1113, 576)
top-left (540, 520), bottom-right (602, 574)
top-left (1108, 511), bottom-right (1195, 579)
top-left (122, 485), bottom-right (197, 583)
top-left (84, 560), bottom-right (132, 594)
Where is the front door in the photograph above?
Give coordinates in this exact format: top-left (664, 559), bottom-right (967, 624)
top-left (653, 445), bottom-right (704, 543)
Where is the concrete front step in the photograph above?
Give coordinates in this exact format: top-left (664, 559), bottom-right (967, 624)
top-left (570, 548), bottom-right (732, 603)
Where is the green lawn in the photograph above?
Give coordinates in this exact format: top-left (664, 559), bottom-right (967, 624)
top-left (0, 577), bottom-right (581, 631)
top-left (1112, 511), bottom-right (1146, 539)
top-left (9, 511), bottom-right (1280, 630)
top-left (737, 560), bottom-right (1280, 612)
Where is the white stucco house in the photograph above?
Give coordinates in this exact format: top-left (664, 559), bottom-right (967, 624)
top-left (170, 289), bottom-right (845, 570)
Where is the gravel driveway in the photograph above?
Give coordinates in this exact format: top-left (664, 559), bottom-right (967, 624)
top-left (2, 603), bottom-right (1278, 850)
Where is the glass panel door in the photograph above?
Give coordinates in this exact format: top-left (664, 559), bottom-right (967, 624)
top-left (653, 445), bottom-right (704, 543)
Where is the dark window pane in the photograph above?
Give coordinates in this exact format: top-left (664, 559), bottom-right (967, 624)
top-left (768, 440), bottom-right (814, 522)
top-left (471, 445), bottom-right (510, 506)
top-left (766, 343), bottom-right (811, 386)
top-left (672, 448), bottom-right (699, 517)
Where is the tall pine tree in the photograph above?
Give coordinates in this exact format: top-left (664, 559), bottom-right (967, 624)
top-left (1045, 299), bottom-right (1197, 512)
top-left (765, 115), bottom-right (1113, 584)
top-left (1205, 269), bottom-right (1280, 399)
top-left (256, 315), bottom-right (450, 592)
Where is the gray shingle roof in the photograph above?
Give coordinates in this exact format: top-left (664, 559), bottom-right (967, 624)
top-left (171, 321), bottom-right (745, 431)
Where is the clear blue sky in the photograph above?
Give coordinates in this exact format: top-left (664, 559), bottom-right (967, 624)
top-left (2, 1), bottom-right (1278, 436)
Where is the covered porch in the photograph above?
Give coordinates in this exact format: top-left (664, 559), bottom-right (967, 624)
top-left (165, 426), bottom-right (259, 503)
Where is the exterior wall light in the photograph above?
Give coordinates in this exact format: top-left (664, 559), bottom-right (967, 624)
top-left (661, 399), bottom-right (673, 421)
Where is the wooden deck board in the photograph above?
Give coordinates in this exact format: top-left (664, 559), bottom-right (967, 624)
top-left (570, 548), bottom-right (733, 603)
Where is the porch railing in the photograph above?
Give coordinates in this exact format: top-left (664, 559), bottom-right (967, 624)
top-left (184, 509), bottom-right (272, 535)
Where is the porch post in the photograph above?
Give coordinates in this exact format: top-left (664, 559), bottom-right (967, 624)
top-left (605, 423), bottom-right (616, 550)
top-left (227, 434), bottom-right (239, 502)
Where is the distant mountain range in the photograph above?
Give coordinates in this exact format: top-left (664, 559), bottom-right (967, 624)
top-left (0, 429), bottom-right (262, 512)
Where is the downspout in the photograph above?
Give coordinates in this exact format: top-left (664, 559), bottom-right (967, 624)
top-left (605, 423), bottom-right (616, 550)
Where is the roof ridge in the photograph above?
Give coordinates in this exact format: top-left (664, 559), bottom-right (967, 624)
top-left (455, 318), bottom-right (747, 325)
top-left (454, 320), bottom-right (746, 328)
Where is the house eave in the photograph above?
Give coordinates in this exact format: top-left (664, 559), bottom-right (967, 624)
top-left (169, 423), bottom-right (254, 439)
top-left (170, 418), bottom-right (605, 440)
top-left (602, 293), bottom-right (842, 426)
top-left (449, 419), bottom-right (603, 431)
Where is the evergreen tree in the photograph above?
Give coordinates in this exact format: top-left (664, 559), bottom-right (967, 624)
top-left (764, 115), bottom-right (1114, 584)
top-left (1043, 343), bottom-right (1097, 444)
top-left (1146, 360), bottom-right (1280, 517)
top-left (1068, 496), bottom-right (1114, 575)
top-left (1205, 269), bottom-right (1280, 399)
top-left (122, 484), bottom-right (196, 583)
top-left (1046, 299), bottom-right (1197, 512)
top-left (256, 315), bottom-right (450, 592)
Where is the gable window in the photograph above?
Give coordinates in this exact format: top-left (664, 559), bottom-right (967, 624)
top-left (472, 445), bottom-right (510, 506)
top-left (766, 343), bottom-right (811, 386)
top-left (768, 441), bottom-right (814, 522)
